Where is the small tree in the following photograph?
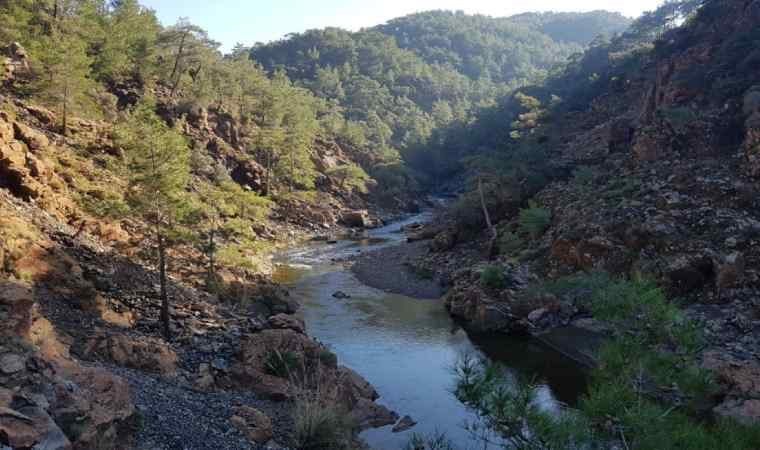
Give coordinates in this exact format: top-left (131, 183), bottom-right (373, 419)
top-left (30, 4), bottom-right (97, 136)
top-left (115, 101), bottom-right (190, 340)
top-left (326, 163), bottom-right (370, 194)
top-left (195, 180), bottom-right (271, 290)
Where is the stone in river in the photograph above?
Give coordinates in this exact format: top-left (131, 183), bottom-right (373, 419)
top-left (392, 415), bottom-right (417, 432)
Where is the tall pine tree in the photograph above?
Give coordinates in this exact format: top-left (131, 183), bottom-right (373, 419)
top-left (115, 101), bottom-right (190, 341)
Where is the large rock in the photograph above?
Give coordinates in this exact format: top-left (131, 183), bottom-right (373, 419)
top-left (703, 351), bottom-right (760, 425)
top-left (83, 333), bottom-right (178, 376)
top-left (267, 313), bottom-right (306, 334)
top-left (229, 406), bottom-right (273, 444)
top-left (243, 282), bottom-right (299, 318)
top-left (232, 329), bottom-right (395, 426)
top-left (13, 121), bottom-right (49, 151)
top-left (340, 210), bottom-right (370, 228)
top-left (1, 282), bottom-right (137, 449)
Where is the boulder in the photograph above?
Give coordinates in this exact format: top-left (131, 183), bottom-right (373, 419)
top-left (267, 313), bottom-right (306, 334)
top-left (340, 210), bottom-right (370, 228)
top-left (229, 406), bottom-right (273, 444)
top-left (246, 283), bottom-right (299, 317)
top-left (664, 253), bottom-right (715, 296)
top-left (229, 156), bottom-right (265, 192)
top-left (13, 121), bottom-right (48, 151)
top-left (350, 398), bottom-right (398, 429)
top-left (83, 333), bottom-right (178, 376)
top-left (0, 402), bottom-right (71, 450)
top-left (0, 353), bottom-right (25, 375)
top-left (0, 282), bottom-right (35, 338)
top-left (430, 228), bottom-right (457, 252)
top-left (716, 252), bottom-right (745, 293)
top-left (392, 415), bottom-right (417, 433)
top-left (50, 365), bottom-right (136, 449)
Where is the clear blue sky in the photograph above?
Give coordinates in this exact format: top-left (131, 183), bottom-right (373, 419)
top-left (140, 0), bottom-right (664, 52)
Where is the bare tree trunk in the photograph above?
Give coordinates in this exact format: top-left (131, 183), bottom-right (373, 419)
top-left (265, 148), bottom-right (272, 196)
top-left (62, 82), bottom-right (68, 137)
top-left (289, 150), bottom-right (294, 193)
top-left (478, 177), bottom-right (498, 260)
top-left (169, 31), bottom-right (187, 98)
top-left (158, 233), bottom-right (171, 341)
top-left (206, 227), bottom-right (216, 290)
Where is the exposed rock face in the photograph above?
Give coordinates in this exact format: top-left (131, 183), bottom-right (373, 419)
top-left (268, 313), bottom-right (306, 334)
top-left (340, 209), bottom-right (371, 228)
top-left (83, 333), bottom-right (178, 376)
top-left (0, 282), bottom-right (137, 449)
top-left (229, 406), bottom-right (273, 444)
top-left (702, 351), bottom-right (760, 425)
top-left (2, 42), bottom-right (29, 83)
top-left (231, 329), bottom-right (396, 429)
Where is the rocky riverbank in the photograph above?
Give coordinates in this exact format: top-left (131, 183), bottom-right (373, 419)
top-left (351, 240), bottom-right (444, 299)
top-left (0, 187), bottom-right (400, 449)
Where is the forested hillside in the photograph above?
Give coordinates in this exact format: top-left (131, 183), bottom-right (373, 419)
top-left (251, 11), bottom-right (631, 184)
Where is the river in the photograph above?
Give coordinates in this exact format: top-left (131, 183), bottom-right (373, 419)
top-left (273, 212), bottom-right (587, 450)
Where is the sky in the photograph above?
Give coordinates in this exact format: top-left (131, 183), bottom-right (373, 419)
top-left (140, 0), bottom-right (665, 52)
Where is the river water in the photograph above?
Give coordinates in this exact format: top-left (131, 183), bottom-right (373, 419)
top-left (273, 213), bottom-right (587, 450)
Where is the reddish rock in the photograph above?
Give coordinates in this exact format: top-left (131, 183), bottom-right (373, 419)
top-left (268, 313), bottom-right (306, 334)
top-left (229, 406), bottom-right (273, 444)
top-left (83, 333), bottom-right (178, 376)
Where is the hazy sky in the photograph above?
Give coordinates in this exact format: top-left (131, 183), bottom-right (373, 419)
top-left (140, 0), bottom-right (664, 52)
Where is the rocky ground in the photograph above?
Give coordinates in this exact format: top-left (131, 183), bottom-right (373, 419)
top-left (351, 240), bottom-right (444, 299)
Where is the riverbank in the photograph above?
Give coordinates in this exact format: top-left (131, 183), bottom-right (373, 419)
top-left (351, 240), bottom-right (444, 299)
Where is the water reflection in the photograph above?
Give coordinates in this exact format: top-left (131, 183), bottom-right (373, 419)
top-left (273, 213), bottom-right (587, 450)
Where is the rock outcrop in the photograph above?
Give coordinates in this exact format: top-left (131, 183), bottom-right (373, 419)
top-left (0, 282), bottom-right (137, 449)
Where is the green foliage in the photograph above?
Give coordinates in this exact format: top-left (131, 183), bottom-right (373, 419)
top-left (454, 354), bottom-right (592, 450)
top-left (293, 397), bottom-right (353, 450)
top-left (456, 274), bottom-right (760, 449)
top-left (404, 431), bottom-right (456, 450)
top-left (480, 265), bottom-right (506, 290)
top-left (115, 101), bottom-right (190, 223)
top-left (497, 230), bottom-right (525, 256)
top-left (518, 202), bottom-right (551, 239)
top-left (326, 163), bottom-right (370, 194)
top-left (263, 349), bottom-right (300, 378)
top-left (252, 11), bottom-right (630, 182)
top-left (26, 5), bottom-right (99, 135)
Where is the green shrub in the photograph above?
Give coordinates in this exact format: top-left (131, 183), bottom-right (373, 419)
top-left (518, 202), bottom-right (552, 239)
top-left (571, 165), bottom-right (596, 187)
top-left (317, 349), bottom-right (338, 368)
top-left (480, 265), bottom-right (505, 289)
top-left (456, 274), bottom-right (760, 449)
top-left (293, 397), bottom-right (353, 450)
top-left (263, 349), bottom-right (300, 378)
top-left (405, 431), bottom-right (455, 450)
top-left (497, 230), bottom-right (524, 255)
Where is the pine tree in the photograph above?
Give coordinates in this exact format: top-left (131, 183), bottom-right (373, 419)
top-left (195, 181), bottom-right (271, 289)
top-left (115, 101), bottom-right (190, 341)
top-left (26, 0), bottom-right (99, 136)
top-left (92, 0), bottom-right (160, 84)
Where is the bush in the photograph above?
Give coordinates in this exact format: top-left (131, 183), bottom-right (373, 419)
top-left (263, 349), bottom-right (300, 378)
top-left (480, 265), bottom-right (505, 289)
top-left (518, 202), bottom-right (552, 239)
top-left (456, 274), bottom-right (760, 449)
top-left (497, 230), bottom-right (524, 255)
top-left (405, 431), bottom-right (455, 450)
top-left (293, 397), bottom-right (353, 450)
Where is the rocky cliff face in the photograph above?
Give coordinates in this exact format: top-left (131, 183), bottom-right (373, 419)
top-left (412, 0), bottom-right (760, 425)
